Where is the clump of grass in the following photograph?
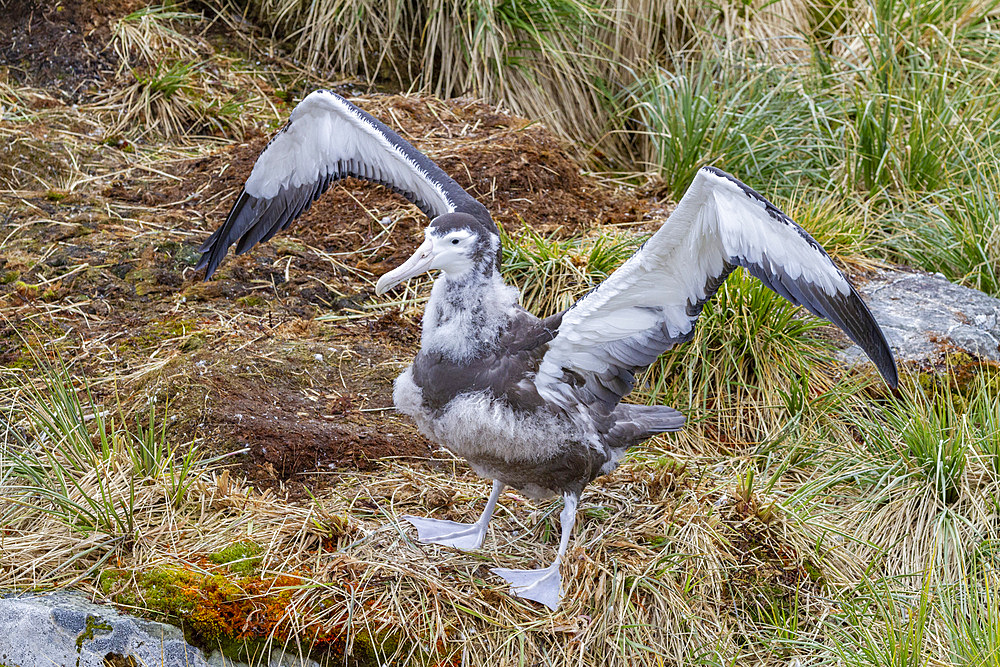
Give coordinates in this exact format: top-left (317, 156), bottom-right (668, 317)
top-left (808, 372), bottom-right (1000, 586)
top-left (107, 61), bottom-right (202, 138)
top-left (627, 62), bottom-right (842, 201)
top-left (100, 4), bottom-right (269, 140)
top-left (889, 165), bottom-right (1000, 297)
top-left (1, 356), bottom-right (206, 536)
top-left (111, 4), bottom-right (204, 68)
top-left (0, 345), bottom-right (219, 586)
top-left (830, 576), bottom-right (934, 667)
top-left (208, 540), bottom-right (264, 575)
top-left (238, 0), bottom-right (823, 164)
top-left (943, 568), bottom-right (1000, 666)
top-left (500, 224), bottom-right (641, 316)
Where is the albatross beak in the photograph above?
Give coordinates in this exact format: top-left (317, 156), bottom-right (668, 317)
top-left (375, 237), bottom-right (436, 295)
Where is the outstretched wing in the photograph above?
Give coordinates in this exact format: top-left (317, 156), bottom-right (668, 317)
top-left (197, 90), bottom-right (489, 278)
top-left (534, 166), bottom-right (899, 411)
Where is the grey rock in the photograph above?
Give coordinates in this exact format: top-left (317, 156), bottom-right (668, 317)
top-left (0, 590), bottom-right (208, 667)
top-left (0, 591), bottom-right (324, 667)
top-left (839, 267), bottom-right (1000, 367)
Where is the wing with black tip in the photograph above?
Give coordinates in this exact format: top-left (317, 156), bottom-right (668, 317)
top-left (197, 90), bottom-right (488, 278)
top-left (534, 166), bottom-right (899, 412)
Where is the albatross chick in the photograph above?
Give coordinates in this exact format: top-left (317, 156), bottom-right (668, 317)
top-left (198, 90), bottom-right (899, 610)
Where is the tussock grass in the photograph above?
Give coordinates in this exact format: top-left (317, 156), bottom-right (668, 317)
top-left (846, 376), bottom-right (1000, 585)
top-left (111, 5), bottom-right (205, 68)
top-left (100, 3), bottom-right (276, 140)
top-left (501, 224), bottom-right (642, 317)
top-left (0, 355), bottom-right (219, 586)
top-left (628, 63), bottom-right (843, 200)
top-left (236, 0), bottom-right (821, 163)
top-left (944, 567), bottom-right (1000, 666)
top-left (891, 165), bottom-right (1000, 297)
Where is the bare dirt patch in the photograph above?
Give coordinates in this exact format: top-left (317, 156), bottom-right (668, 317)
top-left (0, 0), bottom-right (142, 96)
top-left (0, 2), bottom-right (667, 492)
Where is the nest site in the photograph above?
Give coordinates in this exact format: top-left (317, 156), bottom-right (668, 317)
top-left (0, 2), bottom-right (862, 665)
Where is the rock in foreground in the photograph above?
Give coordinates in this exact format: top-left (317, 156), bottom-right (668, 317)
top-left (0, 591), bottom-right (207, 667)
top-left (840, 267), bottom-right (1000, 367)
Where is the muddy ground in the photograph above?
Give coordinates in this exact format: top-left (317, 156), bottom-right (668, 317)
top-left (0, 0), bottom-right (666, 494)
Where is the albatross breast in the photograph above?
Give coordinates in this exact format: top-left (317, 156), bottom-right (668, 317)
top-left (397, 305), bottom-right (600, 498)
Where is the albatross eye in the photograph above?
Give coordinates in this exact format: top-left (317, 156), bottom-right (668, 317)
top-left (451, 238), bottom-right (460, 245)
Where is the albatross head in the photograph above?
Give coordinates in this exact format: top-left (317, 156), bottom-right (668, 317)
top-left (375, 213), bottom-right (499, 295)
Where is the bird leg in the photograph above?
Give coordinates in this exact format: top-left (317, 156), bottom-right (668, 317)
top-left (491, 491), bottom-right (579, 611)
top-left (403, 480), bottom-right (504, 550)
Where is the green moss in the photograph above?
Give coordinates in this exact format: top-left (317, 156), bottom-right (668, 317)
top-left (272, 238), bottom-right (308, 256)
top-left (0, 270), bottom-right (19, 284)
top-left (114, 318), bottom-right (201, 354)
top-left (153, 318), bottom-right (198, 339)
top-left (180, 334), bottom-right (206, 352)
top-left (100, 567), bottom-right (262, 658)
top-left (914, 353), bottom-right (1000, 399)
top-left (6, 357), bottom-right (34, 370)
top-left (76, 615), bottom-right (113, 650)
top-left (174, 244), bottom-right (202, 267)
top-left (98, 569), bottom-right (126, 595)
top-left (802, 559), bottom-right (826, 586)
top-left (96, 566), bottom-right (411, 665)
top-left (208, 541), bottom-right (263, 576)
top-left (236, 294), bottom-right (265, 307)
top-left (45, 190), bottom-right (68, 202)
top-left (12, 281), bottom-right (37, 299)
top-left (125, 268), bottom-right (156, 286)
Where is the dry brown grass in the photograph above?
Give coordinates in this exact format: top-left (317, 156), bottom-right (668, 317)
top-left (0, 415), bottom-right (843, 665)
top-left (2, 4), bottom-right (999, 665)
top-left (232, 0), bottom-right (822, 165)
top-left (97, 4), bottom-right (279, 140)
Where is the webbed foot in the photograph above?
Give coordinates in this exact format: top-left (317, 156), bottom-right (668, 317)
top-left (403, 515), bottom-right (488, 550)
top-left (491, 561), bottom-right (562, 610)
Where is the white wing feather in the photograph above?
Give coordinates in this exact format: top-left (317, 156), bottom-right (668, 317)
top-left (244, 90), bottom-right (457, 213)
top-left (535, 166), bottom-right (895, 408)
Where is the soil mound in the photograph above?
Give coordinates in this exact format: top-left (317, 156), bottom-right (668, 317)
top-left (0, 0), bottom-right (141, 96)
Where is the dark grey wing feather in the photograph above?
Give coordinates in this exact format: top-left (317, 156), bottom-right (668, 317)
top-left (738, 245), bottom-right (898, 388)
top-left (197, 90), bottom-right (489, 278)
top-left (412, 308), bottom-right (562, 413)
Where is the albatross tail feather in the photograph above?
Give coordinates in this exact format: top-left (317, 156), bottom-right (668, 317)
top-left (609, 404), bottom-right (686, 449)
top-left (629, 404), bottom-right (686, 434)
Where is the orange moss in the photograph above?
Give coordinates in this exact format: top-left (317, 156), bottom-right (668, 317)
top-left (99, 566), bottom-right (361, 660)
